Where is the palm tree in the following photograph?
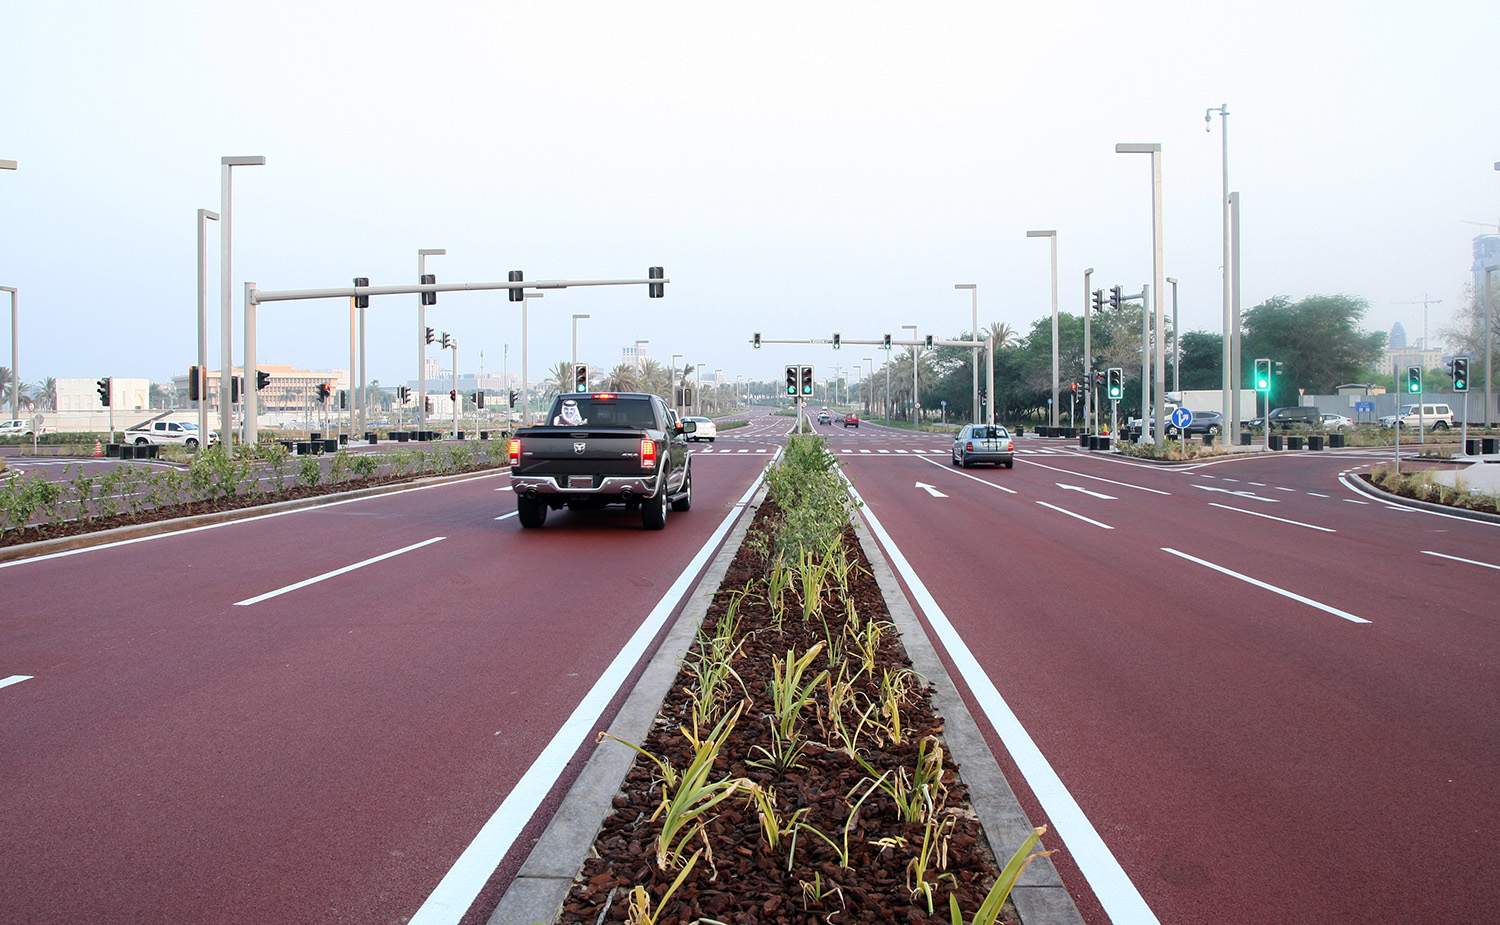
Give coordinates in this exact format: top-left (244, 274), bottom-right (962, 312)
top-left (605, 363), bottom-right (640, 393)
top-left (36, 377), bottom-right (57, 411)
top-left (987, 321), bottom-right (1018, 350)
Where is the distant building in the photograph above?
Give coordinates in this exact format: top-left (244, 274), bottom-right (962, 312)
top-left (169, 365), bottom-right (348, 414)
top-left (57, 377), bottom-right (149, 411)
top-left (623, 343), bottom-right (649, 368)
top-left (1388, 322), bottom-right (1407, 350)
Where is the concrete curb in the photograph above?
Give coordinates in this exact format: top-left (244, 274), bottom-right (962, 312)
top-left (0, 468), bottom-right (505, 564)
top-left (486, 482), bottom-right (768, 925)
top-left (488, 487), bottom-right (1083, 925)
top-left (1343, 471), bottom-right (1500, 525)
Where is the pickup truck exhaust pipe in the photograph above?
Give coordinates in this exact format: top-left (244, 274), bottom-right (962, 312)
top-left (619, 487), bottom-right (633, 501)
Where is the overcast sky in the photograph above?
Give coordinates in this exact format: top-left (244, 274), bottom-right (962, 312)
top-left (3, 0), bottom-right (1497, 390)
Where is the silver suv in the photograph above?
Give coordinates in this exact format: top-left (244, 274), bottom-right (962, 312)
top-left (1378, 403), bottom-right (1454, 430)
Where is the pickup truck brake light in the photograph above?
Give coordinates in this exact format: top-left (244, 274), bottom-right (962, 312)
top-left (507, 438), bottom-right (521, 466)
top-left (592, 392), bottom-right (616, 400)
top-left (640, 438), bottom-right (657, 468)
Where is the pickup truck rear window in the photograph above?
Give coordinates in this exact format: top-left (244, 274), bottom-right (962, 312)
top-left (552, 397), bottom-right (657, 428)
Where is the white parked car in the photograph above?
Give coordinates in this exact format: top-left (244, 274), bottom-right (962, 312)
top-left (120, 420), bottom-right (218, 448)
top-left (683, 416), bottom-right (717, 442)
top-left (1378, 403), bottom-right (1454, 430)
top-left (0, 419), bottom-right (43, 437)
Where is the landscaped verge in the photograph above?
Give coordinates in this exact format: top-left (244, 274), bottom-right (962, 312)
top-left (518, 436), bottom-right (1067, 925)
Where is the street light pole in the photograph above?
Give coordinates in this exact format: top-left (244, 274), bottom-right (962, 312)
top-left (521, 292), bottom-right (542, 428)
top-left (903, 324), bottom-right (918, 429)
top-left (195, 209), bottom-right (219, 440)
top-left (956, 284), bottom-right (978, 420)
top-left (1207, 105), bottom-right (1232, 439)
top-left (1, 286), bottom-right (16, 422)
top-left (220, 156), bottom-right (265, 456)
top-left (1167, 277), bottom-right (1179, 394)
top-left (1027, 230), bottom-right (1059, 427)
top-left (417, 248), bottom-right (445, 433)
top-left (1116, 143), bottom-right (1166, 444)
top-left (1083, 268), bottom-right (1093, 434)
top-left (572, 313), bottom-right (590, 370)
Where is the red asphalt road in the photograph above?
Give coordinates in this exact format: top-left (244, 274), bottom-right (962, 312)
top-left (834, 432), bottom-right (1500, 924)
top-left (0, 448), bottom-right (771, 925)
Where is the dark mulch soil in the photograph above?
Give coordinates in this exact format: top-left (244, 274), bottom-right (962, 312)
top-left (0, 464), bottom-right (503, 548)
top-left (558, 499), bottom-right (1017, 925)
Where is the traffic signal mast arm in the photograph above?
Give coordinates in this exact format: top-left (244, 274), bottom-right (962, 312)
top-left (248, 272), bottom-right (669, 305)
top-left (753, 336), bottom-right (974, 348)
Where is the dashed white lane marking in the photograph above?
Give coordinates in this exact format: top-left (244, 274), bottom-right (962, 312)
top-left (234, 537), bottom-right (446, 606)
top-left (1162, 547), bottom-right (1371, 624)
top-left (1421, 550), bottom-right (1500, 571)
top-left (1208, 503), bottom-right (1336, 532)
top-left (1, 675), bottom-right (34, 691)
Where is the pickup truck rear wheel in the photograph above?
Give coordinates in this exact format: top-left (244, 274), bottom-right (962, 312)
top-left (671, 462), bottom-right (693, 512)
top-left (643, 483), bottom-right (669, 530)
top-left (517, 495), bottom-right (548, 528)
top-left (134, 437), bottom-right (150, 446)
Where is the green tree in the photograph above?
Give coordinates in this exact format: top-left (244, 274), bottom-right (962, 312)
top-left (1242, 294), bottom-right (1385, 408)
top-left (1439, 276), bottom-right (1500, 376)
top-left (1175, 331), bottom-right (1224, 391)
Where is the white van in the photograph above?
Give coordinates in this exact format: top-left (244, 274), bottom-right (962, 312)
top-left (1378, 403), bottom-right (1454, 430)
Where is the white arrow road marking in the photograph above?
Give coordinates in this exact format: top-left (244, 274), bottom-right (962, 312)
top-left (1191, 484), bottom-right (1279, 503)
top-left (1056, 483), bottom-right (1116, 500)
top-left (915, 482), bottom-right (948, 498)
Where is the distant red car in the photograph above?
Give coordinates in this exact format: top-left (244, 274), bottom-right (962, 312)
top-left (843, 413), bottom-right (859, 428)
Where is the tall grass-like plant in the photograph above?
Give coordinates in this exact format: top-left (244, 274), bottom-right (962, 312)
top-left (948, 826), bottom-right (1055, 925)
top-left (750, 643), bottom-right (829, 773)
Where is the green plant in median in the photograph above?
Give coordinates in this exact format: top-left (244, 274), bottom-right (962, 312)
top-left (750, 642), bottom-right (829, 773)
top-left (947, 825), bottom-right (1055, 925)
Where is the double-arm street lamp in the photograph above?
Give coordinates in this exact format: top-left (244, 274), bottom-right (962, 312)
top-left (221, 156), bottom-right (265, 455)
top-left (1026, 230), bottom-right (1060, 427)
top-left (955, 284), bottom-right (978, 419)
top-left (902, 324), bottom-right (918, 429)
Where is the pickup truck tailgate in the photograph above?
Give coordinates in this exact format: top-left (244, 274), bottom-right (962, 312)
top-left (512, 429), bottom-right (656, 483)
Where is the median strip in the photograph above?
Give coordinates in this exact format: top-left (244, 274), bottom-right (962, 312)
top-left (233, 537), bottom-right (446, 606)
top-left (1162, 548), bottom-right (1371, 623)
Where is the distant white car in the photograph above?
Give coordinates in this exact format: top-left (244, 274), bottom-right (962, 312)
top-left (684, 416), bottom-right (717, 442)
top-left (0, 419), bottom-right (40, 437)
top-left (121, 420), bottom-right (218, 449)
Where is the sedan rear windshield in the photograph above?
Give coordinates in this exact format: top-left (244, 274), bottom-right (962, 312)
top-left (551, 397), bottom-right (657, 428)
top-left (967, 426), bottom-right (1009, 440)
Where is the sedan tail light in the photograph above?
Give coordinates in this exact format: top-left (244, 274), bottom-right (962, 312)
top-left (641, 438), bottom-right (657, 468)
top-left (507, 438), bottom-right (521, 466)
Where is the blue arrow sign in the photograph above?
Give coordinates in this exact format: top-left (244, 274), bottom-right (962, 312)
top-left (1170, 407), bottom-right (1193, 429)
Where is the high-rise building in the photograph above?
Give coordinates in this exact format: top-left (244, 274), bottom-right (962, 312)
top-left (1389, 322), bottom-right (1407, 350)
top-left (623, 343), bottom-right (649, 368)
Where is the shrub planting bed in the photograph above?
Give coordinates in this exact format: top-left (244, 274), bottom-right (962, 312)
top-left (554, 437), bottom-right (1044, 925)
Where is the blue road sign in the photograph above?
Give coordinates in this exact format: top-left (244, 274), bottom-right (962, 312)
top-left (1170, 407), bottom-right (1193, 429)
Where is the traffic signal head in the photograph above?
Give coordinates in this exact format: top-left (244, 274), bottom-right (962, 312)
top-left (574, 364), bottom-right (588, 392)
top-left (832, 332), bottom-right (840, 349)
top-left (96, 376), bottom-right (111, 406)
top-left (1092, 289), bottom-right (1104, 313)
top-left (231, 376), bottom-right (241, 404)
top-left (1109, 285), bottom-right (1123, 310)
top-left (1452, 356), bottom-right (1469, 392)
top-left (753, 332), bottom-right (762, 349)
top-left (188, 366), bottom-right (201, 402)
top-left (1407, 366), bottom-right (1422, 393)
top-left (924, 334), bottom-right (934, 348)
top-left (420, 273), bottom-right (436, 306)
top-left (508, 270), bottom-right (524, 303)
top-left (1095, 370), bottom-right (1105, 386)
top-left (425, 326), bottom-right (435, 345)
top-left (474, 391), bottom-right (485, 408)
top-left (648, 266), bottom-right (664, 298)
top-left (1106, 368), bottom-right (1123, 400)
top-left (785, 365), bottom-right (798, 396)
top-left (1254, 358), bottom-right (1271, 391)
top-left (398, 386), bottom-right (410, 403)
top-left (339, 389), bottom-right (348, 410)
top-left (508, 390), bottom-right (518, 408)
top-left (317, 383), bottom-right (331, 403)
top-left (450, 389), bottom-right (457, 402)
top-left (256, 369), bottom-right (270, 391)
top-left (882, 333), bottom-right (892, 350)
top-left (801, 365), bottom-right (814, 396)
top-left (353, 277), bottom-right (369, 309)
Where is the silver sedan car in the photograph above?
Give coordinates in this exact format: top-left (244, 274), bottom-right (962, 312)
top-left (952, 424), bottom-right (1015, 468)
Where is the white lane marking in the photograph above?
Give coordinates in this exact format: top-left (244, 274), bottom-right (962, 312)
top-left (1037, 501), bottom-right (1114, 529)
top-left (1249, 482), bottom-right (1267, 487)
top-left (915, 482), bottom-right (948, 498)
top-left (1208, 503), bottom-right (1336, 533)
top-left (0, 472), bottom-right (507, 570)
top-left (1421, 550), bottom-right (1500, 571)
top-left (1, 675), bottom-right (34, 691)
top-left (494, 486), bottom-right (513, 492)
top-left (1191, 484), bottom-right (1279, 504)
top-left (917, 457), bottom-right (1019, 494)
top-left (408, 455), bottom-right (776, 925)
top-left (1274, 487), bottom-right (1297, 493)
top-left (1057, 483), bottom-right (1116, 500)
top-left (1307, 492), bottom-right (1329, 498)
top-left (1018, 458), bottom-right (1171, 495)
top-left (845, 478), bottom-right (1160, 925)
top-left (493, 512), bottom-right (517, 521)
top-left (1344, 499), bottom-right (1370, 505)
top-left (234, 537), bottom-right (446, 606)
top-left (1162, 548), bottom-right (1370, 623)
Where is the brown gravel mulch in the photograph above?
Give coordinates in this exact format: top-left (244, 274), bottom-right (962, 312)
top-left (558, 499), bottom-right (1019, 925)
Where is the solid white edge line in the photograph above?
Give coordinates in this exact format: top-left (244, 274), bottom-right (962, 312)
top-left (1036, 500), bottom-right (1114, 529)
top-left (1207, 503), bottom-right (1336, 533)
top-left (1, 675), bottom-right (34, 690)
top-left (234, 537), bottom-right (447, 606)
top-left (1161, 548), bottom-right (1371, 623)
top-left (1421, 550), bottom-right (1500, 571)
top-left (843, 475), bottom-right (1161, 925)
top-left (407, 453), bottom-right (777, 925)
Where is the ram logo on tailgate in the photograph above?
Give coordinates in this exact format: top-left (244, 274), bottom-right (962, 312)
top-left (573, 442), bottom-right (587, 454)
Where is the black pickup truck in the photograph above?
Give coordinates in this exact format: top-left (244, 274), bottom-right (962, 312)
top-left (506, 392), bottom-right (696, 529)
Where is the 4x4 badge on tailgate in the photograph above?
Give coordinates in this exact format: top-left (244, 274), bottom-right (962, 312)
top-left (573, 442), bottom-right (587, 454)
